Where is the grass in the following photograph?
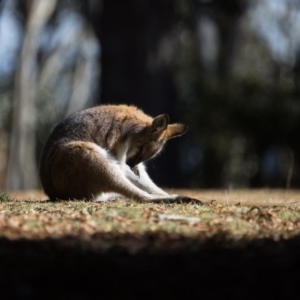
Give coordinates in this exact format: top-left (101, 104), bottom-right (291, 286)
top-left (1, 190), bottom-right (300, 251)
top-left (1, 189), bottom-right (300, 298)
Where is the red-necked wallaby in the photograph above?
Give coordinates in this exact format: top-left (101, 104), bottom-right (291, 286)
top-left (40, 105), bottom-right (201, 203)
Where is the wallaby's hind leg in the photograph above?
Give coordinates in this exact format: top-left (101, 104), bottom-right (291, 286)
top-left (45, 141), bottom-right (203, 204)
top-left (46, 141), bottom-right (175, 202)
top-left (46, 141), bottom-right (153, 201)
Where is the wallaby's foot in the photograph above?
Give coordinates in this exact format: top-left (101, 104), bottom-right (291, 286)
top-left (145, 195), bottom-right (203, 205)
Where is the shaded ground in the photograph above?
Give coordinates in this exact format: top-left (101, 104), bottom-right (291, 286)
top-left (1, 189), bottom-right (300, 298)
top-left (1, 235), bottom-right (300, 299)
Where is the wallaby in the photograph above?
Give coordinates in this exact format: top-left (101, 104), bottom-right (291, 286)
top-left (40, 104), bottom-right (201, 203)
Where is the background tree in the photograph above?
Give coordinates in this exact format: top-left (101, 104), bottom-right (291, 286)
top-left (6, 0), bottom-right (57, 189)
top-left (1, 0), bottom-right (300, 190)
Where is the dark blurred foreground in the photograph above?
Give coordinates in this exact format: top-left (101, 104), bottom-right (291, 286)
top-left (1, 234), bottom-right (300, 299)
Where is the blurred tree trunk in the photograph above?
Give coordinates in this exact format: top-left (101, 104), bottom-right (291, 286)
top-left (6, 0), bottom-right (57, 190)
top-left (91, 0), bottom-right (175, 115)
top-left (294, 48), bottom-right (300, 97)
top-left (86, 0), bottom-right (183, 187)
top-left (195, 0), bottom-right (246, 83)
top-left (193, 0), bottom-right (246, 187)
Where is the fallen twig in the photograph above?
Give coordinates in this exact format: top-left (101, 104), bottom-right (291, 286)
top-left (157, 214), bottom-right (200, 224)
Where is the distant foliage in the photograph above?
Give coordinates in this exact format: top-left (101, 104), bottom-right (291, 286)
top-left (1, 0), bottom-right (300, 189)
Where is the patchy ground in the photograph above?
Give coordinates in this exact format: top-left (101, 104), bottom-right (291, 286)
top-left (2, 189), bottom-right (300, 245)
top-left (9, 188), bottom-right (300, 206)
top-left (1, 189), bottom-right (300, 298)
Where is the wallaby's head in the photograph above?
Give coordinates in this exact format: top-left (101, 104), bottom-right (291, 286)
top-left (126, 114), bottom-right (187, 168)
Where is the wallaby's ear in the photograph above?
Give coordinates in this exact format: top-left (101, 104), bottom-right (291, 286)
top-left (165, 123), bottom-right (188, 139)
top-left (151, 114), bottom-right (169, 133)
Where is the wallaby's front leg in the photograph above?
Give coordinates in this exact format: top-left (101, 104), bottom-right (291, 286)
top-left (123, 164), bottom-right (203, 204)
top-left (136, 164), bottom-right (169, 196)
top-left (100, 159), bottom-right (200, 203)
top-left (107, 168), bottom-right (197, 203)
top-left (124, 163), bottom-right (169, 196)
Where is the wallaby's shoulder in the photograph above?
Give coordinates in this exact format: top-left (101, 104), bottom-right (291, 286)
top-left (43, 104), bottom-right (154, 150)
top-left (82, 104), bottom-right (154, 138)
top-left (65, 104), bottom-right (153, 124)
top-left (87, 104), bottom-right (153, 125)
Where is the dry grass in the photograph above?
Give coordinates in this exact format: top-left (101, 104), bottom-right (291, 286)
top-left (9, 188), bottom-right (300, 206)
top-left (1, 189), bottom-right (300, 253)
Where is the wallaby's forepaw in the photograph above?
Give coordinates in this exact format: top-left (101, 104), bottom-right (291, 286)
top-left (146, 195), bottom-right (203, 205)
